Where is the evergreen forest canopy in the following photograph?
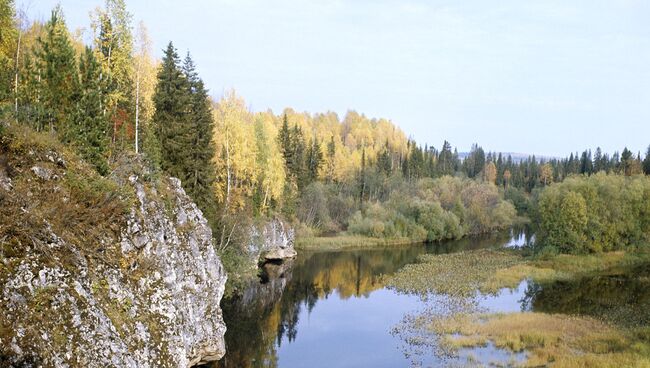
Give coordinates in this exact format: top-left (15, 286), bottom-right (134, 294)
top-left (2, 0), bottom-right (650, 263)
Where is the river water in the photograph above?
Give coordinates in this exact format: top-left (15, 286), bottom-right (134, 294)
top-left (210, 228), bottom-right (648, 368)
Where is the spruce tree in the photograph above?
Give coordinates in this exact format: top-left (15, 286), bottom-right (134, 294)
top-left (326, 135), bottom-right (336, 182)
top-left (278, 114), bottom-right (293, 171)
top-left (306, 137), bottom-right (323, 183)
top-left (290, 124), bottom-right (306, 189)
top-left (153, 42), bottom-right (190, 176)
top-left (438, 140), bottom-right (453, 176)
top-left (70, 47), bottom-right (109, 175)
top-left (181, 52), bottom-right (217, 221)
top-left (36, 6), bottom-right (78, 135)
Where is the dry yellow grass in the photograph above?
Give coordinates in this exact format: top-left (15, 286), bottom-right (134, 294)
top-left (483, 250), bottom-right (650, 294)
top-left (432, 312), bottom-right (650, 368)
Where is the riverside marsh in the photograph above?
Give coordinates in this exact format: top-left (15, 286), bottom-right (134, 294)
top-left (386, 247), bottom-right (650, 367)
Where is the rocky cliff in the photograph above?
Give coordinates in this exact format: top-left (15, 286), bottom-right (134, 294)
top-left (0, 127), bottom-right (227, 367)
top-left (247, 218), bottom-right (297, 266)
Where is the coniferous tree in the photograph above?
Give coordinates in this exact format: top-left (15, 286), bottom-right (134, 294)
top-left (306, 137), bottom-right (322, 183)
top-left (438, 140), bottom-right (454, 176)
top-left (290, 124), bottom-right (306, 188)
top-left (153, 42), bottom-right (190, 175)
top-left (17, 51), bottom-right (47, 129)
top-left (278, 114), bottom-right (293, 171)
top-left (36, 6), bottom-right (78, 135)
top-left (70, 47), bottom-right (109, 174)
top-left (358, 148), bottom-right (367, 202)
top-left (621, 148), bottom-right (633, 176)
top-left (644, 146), bottom-right (650, 175)
top-left (181, 52), bottom-right (217, 220)
top-left (326, 135), bottom-right (336, 182)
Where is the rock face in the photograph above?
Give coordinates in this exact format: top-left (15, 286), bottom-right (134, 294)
top-left (1, 173), bottom-right (227, 366)
top-left (247, 218), bottom-right (297, 264)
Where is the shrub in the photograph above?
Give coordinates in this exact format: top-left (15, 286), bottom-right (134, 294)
top-left (347, 176), bottom-right (516, 242)
top-left (535, 173), bottom-right (650, 254)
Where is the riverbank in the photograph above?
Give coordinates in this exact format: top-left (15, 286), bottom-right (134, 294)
top-left (295, 224), bottom-right (529, 251)
top-left (295, 235), bottom-right (417, 250)
top-left (386, 247), bottom-right (650, 367)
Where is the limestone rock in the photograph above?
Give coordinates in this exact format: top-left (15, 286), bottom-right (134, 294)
top-left (1, 174), bottom-right (227, 367)
top-left (247, 218), bottom-right (297, 264)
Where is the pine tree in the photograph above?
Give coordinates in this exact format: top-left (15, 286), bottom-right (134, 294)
top-left (70, 47), bottom-right (109, 174)
top-left (17, 52), bottom-right (47, 130)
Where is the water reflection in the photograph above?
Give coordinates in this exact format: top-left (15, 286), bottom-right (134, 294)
top-left (212, 232), bottom-right (515, 368)
top-left (211, 227), bottom-right (650, 367)
top-left (523, 262), bottom-right (650, 327)
top-left (507, 223), bottom-right (535, 248)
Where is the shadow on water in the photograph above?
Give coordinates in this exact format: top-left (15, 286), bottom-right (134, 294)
top-left (523, 262), bottom-right (650, 327)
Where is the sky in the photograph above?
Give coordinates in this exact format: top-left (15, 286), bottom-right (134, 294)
top-left (18, 0), bottom-right (650, 157)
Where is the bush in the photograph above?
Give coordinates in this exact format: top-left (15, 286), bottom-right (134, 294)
top-left (347, 176), bottom-right (516, 242)
top-left (535, 173), bottom-right (650, 254)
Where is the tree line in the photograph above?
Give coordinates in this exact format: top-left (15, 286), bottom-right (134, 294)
top-left (2, 0), bottom-right (649, 254)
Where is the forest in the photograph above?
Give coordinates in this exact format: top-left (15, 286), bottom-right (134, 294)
top-left (3, 1), bottom-right (650, 367)
top-left (2, 0), bottom-right (650, 274)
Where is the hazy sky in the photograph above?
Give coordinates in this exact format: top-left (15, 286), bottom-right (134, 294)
top-left (19, 0), bottom-right (650, 157)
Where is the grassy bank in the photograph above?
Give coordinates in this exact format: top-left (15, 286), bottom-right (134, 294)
top-left (295, 235), bottom-right (417, 250)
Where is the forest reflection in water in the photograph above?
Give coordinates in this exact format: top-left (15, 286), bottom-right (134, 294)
top-left (210, 228), bottom-right (648, 368)
top-left (212, 232), bottom-right (514, 368)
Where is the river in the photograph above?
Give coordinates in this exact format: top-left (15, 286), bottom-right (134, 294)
top-left (209, 227), bottom-right (648, 367)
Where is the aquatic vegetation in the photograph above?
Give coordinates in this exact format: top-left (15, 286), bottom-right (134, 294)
top-left (388, 247), bottom-right (650, 367)
top-left (431, 312), bottom-right (650, 367)
top-left (386, 249), bottom-right (523, 298)
top-left (388, 246), bottom-right (650, 298)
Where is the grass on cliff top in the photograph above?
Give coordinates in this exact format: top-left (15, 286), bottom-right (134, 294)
top-left (431, 312), bottom-right (650, 368)
top-left (0, 125), bottom-right (133, 273)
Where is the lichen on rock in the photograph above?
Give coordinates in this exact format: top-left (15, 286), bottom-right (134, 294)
top-left (0, 131), bottom-right (228, 367)
top-left (247, 218), bottom-right (297, 265)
